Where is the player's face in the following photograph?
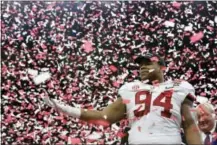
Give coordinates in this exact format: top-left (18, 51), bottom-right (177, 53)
top-left (197, 110), bottom-right (215, 133)
top-left (139, 60), bottom-right (162, 82)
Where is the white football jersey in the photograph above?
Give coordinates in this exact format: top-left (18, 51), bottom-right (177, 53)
top-left (118, 80), bottom-right (196, 144)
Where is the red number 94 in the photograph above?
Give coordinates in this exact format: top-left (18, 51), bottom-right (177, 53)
top-left (133, 90), bottom-right (173, 118)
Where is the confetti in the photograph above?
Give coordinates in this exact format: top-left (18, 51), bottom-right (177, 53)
top-left (1, 1), bottom-right (216, 145)
top-left (172, 2), bottom-right (182, 9)
top-left (190, 31), bottom-right (204, 43)
top-left (33, 72), bottom-right (51, 85)
top-left (69, 138), bottom-right (81, 144)
top-left (82, 40), bottom-right (94, 53)
top-left (109, 65), bottom-right (118, 72)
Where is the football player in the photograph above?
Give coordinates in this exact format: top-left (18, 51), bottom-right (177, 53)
top-left (43, 53), bottom-right (203, 144)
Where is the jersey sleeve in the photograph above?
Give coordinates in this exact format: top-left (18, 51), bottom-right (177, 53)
top-left (118, 83), bottom-right (128, 99)
top-left (179, 81), bottom-right (196, 102)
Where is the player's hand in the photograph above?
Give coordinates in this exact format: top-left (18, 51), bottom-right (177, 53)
top-left (42, 97), bottom-right (56, 108)
top-left (40, 88), bottom-right (58, 108)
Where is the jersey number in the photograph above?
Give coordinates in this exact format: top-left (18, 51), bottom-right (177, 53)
top-left (134, 90), bottom-right (173, 118)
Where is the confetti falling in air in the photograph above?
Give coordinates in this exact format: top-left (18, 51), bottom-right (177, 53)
top-left (109, 65), bottom-right (118, 72)
top-left (33, 72), bottom-right (51, 85)
top-left (82, 40), bottom-right (94, 53)
top-left (68, 138), bottom-right (81, 144)
top-left (1, 1), bottom-right (216, 144)
top-left (172, 2), bottom-right (182, 9)
top-left (190, 32), bottom-right (204, 43)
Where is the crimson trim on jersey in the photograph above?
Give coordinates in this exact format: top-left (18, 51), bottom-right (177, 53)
top-left (187, 93), bottom-right (196, 101)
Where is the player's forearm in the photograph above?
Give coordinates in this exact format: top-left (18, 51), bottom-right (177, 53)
top-left (184, 123), bottom-right (203, 145)
top-left (80, 109), bottom-right (104, 122)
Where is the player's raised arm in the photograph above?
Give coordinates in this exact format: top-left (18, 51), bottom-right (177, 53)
top-left (181, 97), bottom-right (203, 145)
top-left (42, 96), bottom-right (126, 124)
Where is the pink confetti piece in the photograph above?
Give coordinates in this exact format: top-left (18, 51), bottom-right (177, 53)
top-left (41, 44), bottom-right (47, 49)
top-left (132, 55), bottom-right (138, 60)
top-left (59, 135), bottom-right (68, 141)
top-left (70, 138), bottom-right (81, 144)
top-left (132, 70), bottom-right (138, 76)
top-left (212, 100), bottom-right (217, 104)
top-left (113, 81), bottom-right (120, 87)
top-left (207, 26), bottom-right (214, 31)
top-left (82, 40), bottom-right (94, 53)
top-left (190, 31), bottom-right (204, 43)
top-left (5, 115), bottom-right (14, 123)
top-left (16, 137), bottom-right (24, 141)
top-left (122, 99), bottom-right (131, 104)
top-left (172, 2), bottom-right (182, 9)
top-left (109, 65), bottom-right (118, 72)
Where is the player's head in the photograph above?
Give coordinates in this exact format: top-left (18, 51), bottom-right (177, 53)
top-left (196, 103), bottom-right (216, 133)
top-left (135, 53), bottom-right (166, 83)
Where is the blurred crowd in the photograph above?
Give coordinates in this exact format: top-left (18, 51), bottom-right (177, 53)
top-left (1, 1), bottom-right (217, 144)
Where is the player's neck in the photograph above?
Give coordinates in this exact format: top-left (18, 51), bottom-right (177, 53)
top-left (142, 78), bottom-right (164, 85)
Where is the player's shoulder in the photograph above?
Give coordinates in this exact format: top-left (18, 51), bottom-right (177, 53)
top-left (119, 80), bottom-right (143, 92)
top-left (177, 80), bottom-right (194, 90)
top-left (164, 80), bottom-right (194, 90)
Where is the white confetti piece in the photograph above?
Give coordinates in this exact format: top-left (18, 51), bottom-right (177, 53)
top-left (2, 95), bottom-right (8, 99)
top-left (27, 68), bottom-right (38, 76)
top-left (3, 13), bottom-right (10, 18)
top-left (214, 16), bottom-right (217, 23)
top-left (33, 72), bottom-right (51, 85)
top-left (209, 68), bottom-right (216, 71)
top-left (184, 25), bottom-right (193, 31)
top-left (164, 21), bottom-right (175, 27)
top-left (140, 8), bottom-right (145, 14)
top-left (167, 33), bottom-right (174, 37)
